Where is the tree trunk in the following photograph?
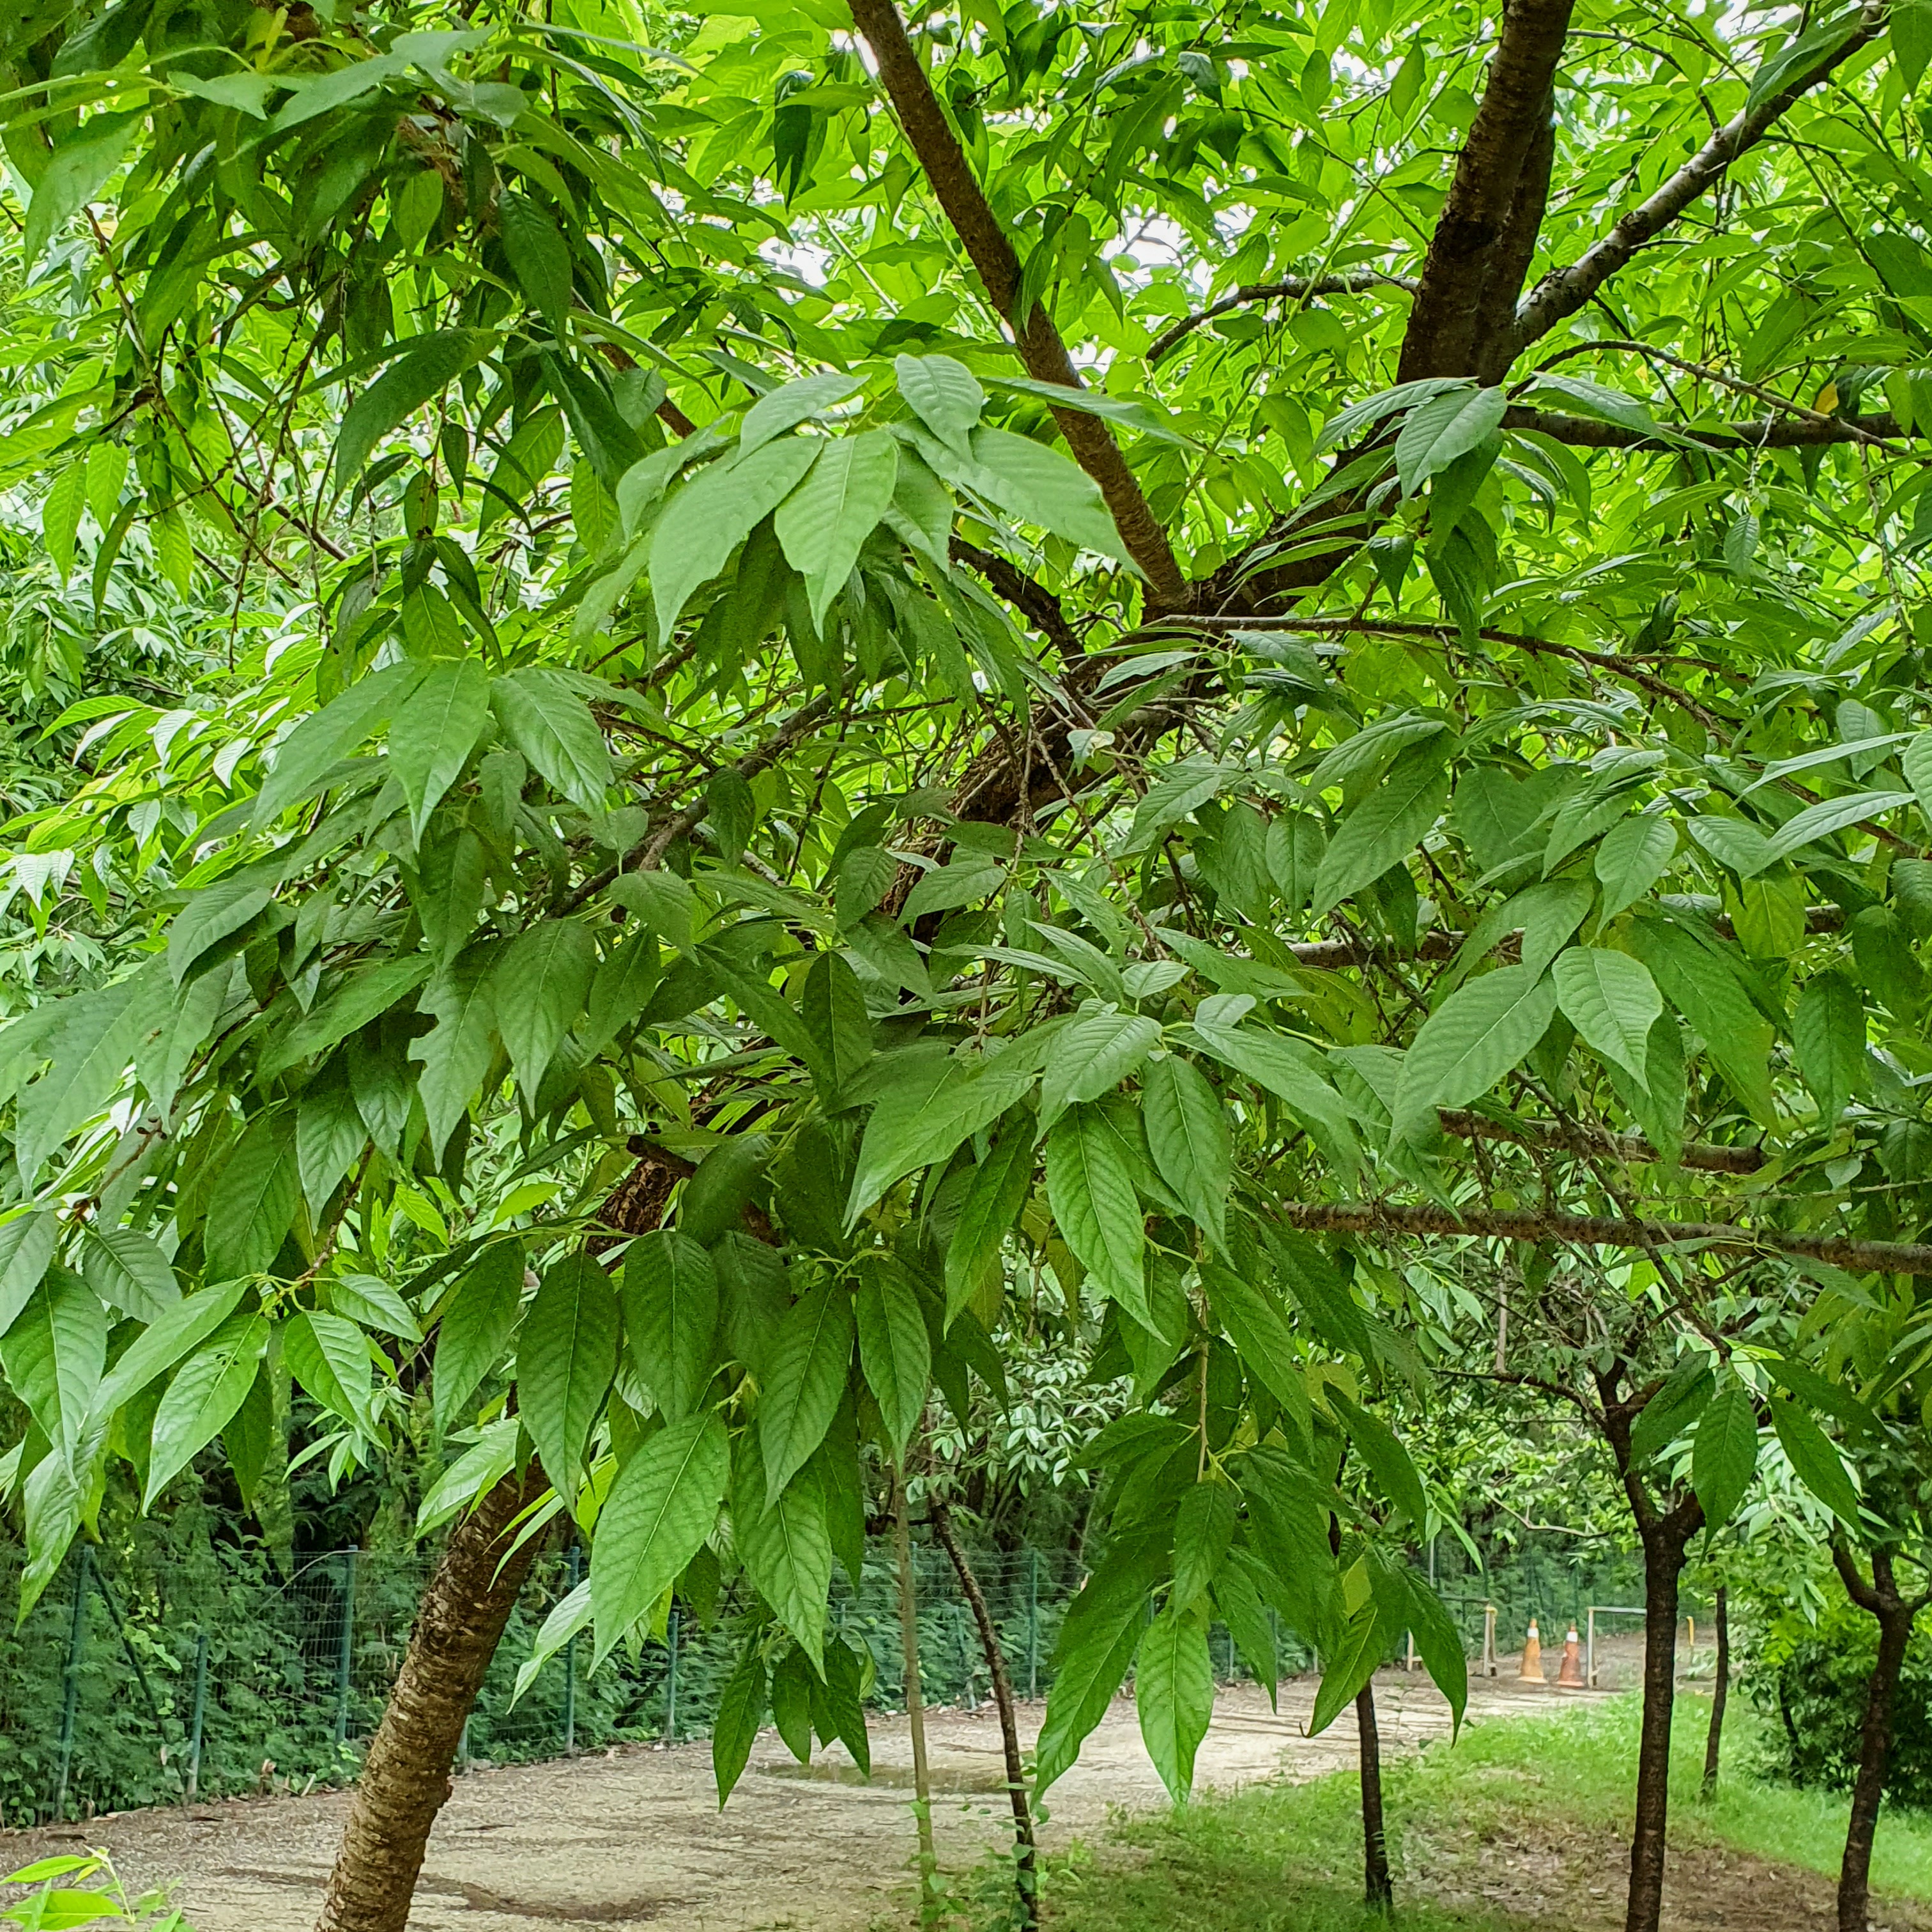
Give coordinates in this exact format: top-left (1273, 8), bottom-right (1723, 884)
top-left (1625, 1522), bottom-right (1691, 1932)
top-left (892, 1466), bottom-right (942, 1923)
top-left (1702, 1584), bottom-right (1728, 1800)
top-left (1357, 1677), bottom-right (1394, 1913)
top-left (314, 1466), bottom-right (546, 1932)
top-left (1833, 1547), bottom-right (1926, 1932)
top-left (933, 1501), bottom-right (1038, 1931)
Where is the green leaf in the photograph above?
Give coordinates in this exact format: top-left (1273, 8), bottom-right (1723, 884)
top-left (1627, 918), bottom-right (1777, 1126)
top-left (590, 1411), bottom-right (729, 1661)
top-left (491, 668), bottom-right (611, 811)
top-left (389, 659), bottom-right (491, 841)
top-left (145, 1311), bottom-right (270, 1506)
top-left (43, 464), bottom-right (83, 582)
top-left (958, 425), bottom-right (1129, 564)
top-left (896, 353), bottom-right (985, 455)
top-left (737, 1451), bottom-right (833, 1671)
top-left (411, 949), bottom-right (500, 1156)
top-left (650, 438), bottom-right (818, 644)
top-left (92, 1282), bottom-right (247, 1422)
top-left (742, 372), bottom-right (862, 456)
top-left (1770, 1397), bottom-right (1859, 1522)
top-left (1170, 1480), bottom-right (1236, 1611)
top-left (854, 1260), bottom-right (930, 1457)
top-left (204, 1108), bottom-right (301, 1282)
top-left (1763, 790), bottom-right (1913, 865)
top-left (261, 956), bottom-right (434, 1081)
top-left (256, 665), bottom-right (418, 824)
top-left (1395, 384), bottom-right (1506, 494)
top-left (1402, 1570), bottom-right (1469, 1732)
top-left (1038, 1009), bottom-right (1161, 1128)
top-left (1897, 0), bottom-right (1932, 89)
top-left (517, 1252), bottom-right (620, 1498)
top-left (1, 1269), bottom-right (105, 1450)
top-left (774, 428), bottom-right (900, 630)
top-left (296, 1081), bottom-right (369, 1215)
top-left (418, 1416), bottom-right (519, 1536)
top-left (1142, 1055), bottom-right (1232, 1250)
top-left (1691, 1376), bottom-right (1759, 1530)
top-left (433, 1239), bottom-right (525, 1432)
top-left (1309, 1597), bottom-right (1385, 1736)
top-left (331, 1274), bottom-right (421, 1342)
top-left (499, 193), bottom-right (572, 333)
top-left (621, 1230), bottom-right (719, 1423)
top-left (944, 1121), bottom-right (1035, 1326)
top-left (284, 1308), bottom-right (376, 1437)
top-left (1329, 1390), bottom-right (1428, 1529)
top-left (1310, 739), bottom-right (1452, 917)
top-left (1392, 963), bottom-right (1557, 1140)
top-left (1135, 1606), bottom-right (1215, 1801)
top-left (492, 918), bottom-right (597, 1098)
top-left (334, 330), bottom-right (496, 490)
top-left (799, 951), bottom-right (873, 1103)
top-left (0, 1213), bottom-right (59, 1337)
top-left (759, 1279), bottom-right (854, 1505)
top-left (1186, 1012), bottom-right (1360, 1177)
top-left (168, 873), bottom-right (273, 986)
top-left (1594, 815), bottom-right (1676, 920)
top-left (1200, 1266), bottom-right (1311, 1439)
top-left (1045, 1103), bottom-right (1147, 1326)
top-left (1794, 969), bottom-right (1866, 1123)
top-left (1552, 946), bottom-right (1661, 1085)
top-left (25, 114), bottom-right (137, 267)
top-left (712, 1640), bottom-right (769, 1806)
top-left (17, 982), bottom-right (139, 1179)
top-left (1629, 1354), bottom-right (1715, 1466)
top-left (78, 1225), bottom-right (177, 1322)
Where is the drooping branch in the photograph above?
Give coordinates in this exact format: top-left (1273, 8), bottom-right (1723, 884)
top-left (1146, 272), bottom-right (1419, 364)
top-left (1398, 0), bottom-right (1578, 381)
top-left (846, 0), bottom-right (1187, 606)
top-left (1276, 1199), bottom-right (1932, 1276)
top-left (1434, 1110), bottom-right (1765, 1175)
top-left (1509, 2), bottom-right (1889, 354)
top-left (951, 538), bottom-right (1081, 658)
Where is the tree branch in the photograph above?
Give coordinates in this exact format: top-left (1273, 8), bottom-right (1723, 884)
top-left (1434, 1109), bottom-right (1765, 1175)
top-left (1502, 404), bottom-right (1902, 449)
top-left (847, 0), bottom-right (1186, 606)
top-left (950, 538), bottom-right (1080, 657)
top-left (1146, 272), bottom-right (1418, 364)
top-left (1509, 2), bottom-right (1888, 353)
top-left (1276, 1198), bottom-right (1932, 1277)
top-left (1399, 0), bottom-right (1578, 381)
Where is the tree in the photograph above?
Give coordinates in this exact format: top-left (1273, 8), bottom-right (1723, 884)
top-left (7, 2), bottom-right (1932, 1931)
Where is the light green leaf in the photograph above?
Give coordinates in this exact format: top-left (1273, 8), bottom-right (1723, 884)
top-left (1135, 1606), bottom-right (1215, 1801)
top-left (410, 949), bottom-right (500, 1157)
top-left (284, 1308), bottom-right (376, 1437)
top-left (1310, 740), bottom-right (1451, 917)
top-left (1594, 815), bottom-right (1676, 919)
top-left (896, 353), bottom-right (986, 454)
top-left (334, 330), bottom-right (496, 490)
top-left (590, 1410), bottom-right (728, 1662)
top-left (1552, 946), bottom-right (1661, 1085)
top-left (959, 425), bottom-right (1129, 563)
top-left (758, 1280), bottom-right (854, 1505)
top-left (741, 372), bottom-right (862, 456)
top-left (26, 115), bottom-right (137, 267)
top-left (1770, 1397), bottom-right (1859, 1522)
top-left (78, 1225), bottom-right (178, 1322)
top-left (492, 918), bottom-right (597, 1098)
top-left (1692, 1376), bottom-right (1759, 1529)
top-left (389, 659), bottom-right (491, 840)
top-left (1200, 1265), bottom-right (1311, 1439)
top-left (17, 983), bottom-right (139, 1179)
top-left (0, 1213), bottom-right (59, 1337)
top-left (490, 668), bottom-right (611, 810)
top-left (854, 1260), bottom-right (930, 1457)
top-left (1395, 384), bottom-right (1506, 494)
top-left (1186, 1013), bottom-right (1360, 1177)
top-left (1142, 1055), bottom-right (1232, 1251)
top-left (735, 1438), bottom-right (832, 1670)
top-left (1763, 791), bottom-right (1913, 865)
top-left (517, 1252), bottom-right (619, 1498)
top-left (1392, 964), bottom-right (1557, 1140)
top-left (1794, 969), bottom-right (1866, 1123)
top-left (1045, 1103), bottom-right (1147, 1326)
top-left (1038, 1009), bottom-right (1161, 1128)
top-left (1329, 1390), bottom-right (1428, 1528)
top-left (43, 464), bottom-right (84, 582)
top-left (799, 951), bottom-right (873, 1101)
top-left (1170, 1480), bottom-right (1236, 1611)
top-left (203, 1108), bottom-right (301, 1282)
top-left (1, 1269), bottom-right (105, 1450)
top-left (774, 429), bottom-right (900, 630)
top-left (433, 1239), bottom-right (525, 1432)
top-left (145, 1312), bottom-right (270, 1506)
top-left (92, 1282), bottom-right (247, 1423)
top-left (944, 1123), bottom-right (1036, 1326)
top-left (621, 1230), bottom-right (718, 1423)
top-left (261, 956), bottom-right (433, 1080)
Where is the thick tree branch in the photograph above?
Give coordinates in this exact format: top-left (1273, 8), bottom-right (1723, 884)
top-left (1434, 1110), bottom-right (1765, 1174)
top-left (1399, 0), bottom-right (1578, 381)
top-left (1147, 272), bottom-right (1418, 364)
top-left (950, 538), bottom-right (1080, 657)
top-left (847, 0), bottom-right (1186, 606)
top-left (1276, 1199), bottom-right (1932, 1276)
top-left (1509, 2), bottom-right (1888, 353)
top-left (1503, 404), bottom-right (1902, 448)
top-left (1473, 104), bottom-right (1559, 383)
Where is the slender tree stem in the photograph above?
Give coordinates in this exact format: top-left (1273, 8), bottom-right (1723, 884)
top-left (893, 1464), bottom-right (942, 1924)
top-left (1701, 1584), bottom-right (1729, 1800)
top-left (1356, 1678), bottom-right (1394, 1913)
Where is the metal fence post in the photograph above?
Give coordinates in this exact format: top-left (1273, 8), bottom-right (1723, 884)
top-left (564, 1547), bottom-right (580, 1756)
top-left (1025, 1549), bottom-right (1039, 1700)
top-left (333, 1551), bottom-right (357, 1749)
top-left (664, 1605), bottom-right (680, 1742)
top-left (52, 1547), bottom-right (90, 1822)
top-left (185, 1632), bottom-right (210, 1804)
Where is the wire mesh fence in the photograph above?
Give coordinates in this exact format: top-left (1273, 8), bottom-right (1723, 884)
top-left (0, 1524), bottom-right (1673, 1827)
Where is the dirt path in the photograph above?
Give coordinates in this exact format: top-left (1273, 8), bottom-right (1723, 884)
top-left (0, 1669), bottom-right (1582, 1929)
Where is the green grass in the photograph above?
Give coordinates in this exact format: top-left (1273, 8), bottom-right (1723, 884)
top-left (1016, 1693), bottom-right (1932, 1932)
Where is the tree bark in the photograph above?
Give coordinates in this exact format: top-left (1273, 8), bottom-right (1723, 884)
top-left (313, 1465), bottom-right (548, 1932)
top-left (1625, 1519), bottom-right (1693, 1932)
top-left (1357, 1678), bottom-right (1394, 1913)
top-left (932, 1501), bottom-right (1038, 1929)
top-left (1832, 1545), bottom-right (1928, 1932)
top-left (1701, 1584), bottom-right (1728, 1800)
top-left (892, 1465), bottom-right (942, 1921)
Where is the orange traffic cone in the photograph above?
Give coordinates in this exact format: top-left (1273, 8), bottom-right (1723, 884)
top-left (1519, 1618), bottom-right (1545, 1683)
top-left (1557, 1623), bottom-right (1586, 1687)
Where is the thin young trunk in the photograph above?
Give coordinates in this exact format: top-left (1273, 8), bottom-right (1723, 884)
top-left (1701, 1584), bottom-right (1729, 1799)
top-left (1832, 1546), bottom-right (1927, 1932)
top-left (1625, 1524), bottom-right (1690, 1932)
top-left (1356, 1678), bottom-right (1394, 1913)
top-left (314, 1468), bottom-right (546, 1932)
top-left (933, 1501), bottom-right (1038, 1931)
top-left (893, 1466), bottom-right (941, 1922)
